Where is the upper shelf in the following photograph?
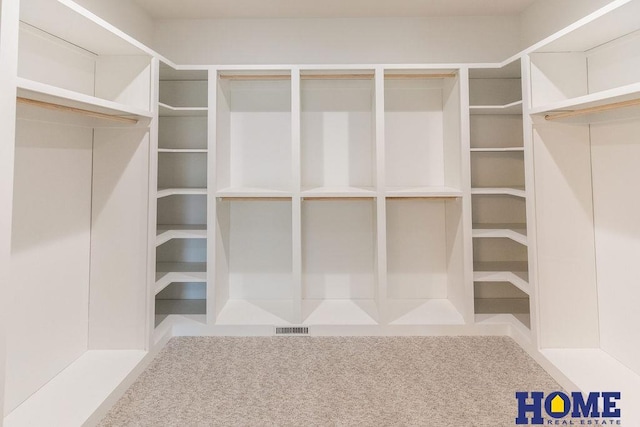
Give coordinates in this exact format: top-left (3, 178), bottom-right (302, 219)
top-left (159, 103), bottom-right (208, 117)
top-left (157, 188), bottom-right (208, 198)
top-left (301, 186), bottom-right (376, 198)
top-left (21, 0), bottom-right (151, 56)
top-left (385, 186), bottom-right (463, 198)
top-left (530, 82), bottom-right (640, 124)
top-left (471, 187), bottom-right (526, 198)
top-left (16, 78), bottom-right (152, 128)
top-left (469, 101), bottom-right (523, 115)
top-left (216, 187), bottom-right (292, 199)
top-left (534, 0), bottom-right (640, 53)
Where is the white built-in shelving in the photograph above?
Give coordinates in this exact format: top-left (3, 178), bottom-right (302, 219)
top-left (154, 64), bottom-right (209, 326)
top-left (208, 68), bottom-right (467, 327)
top-left (469, 60), bottom-right (531, 331)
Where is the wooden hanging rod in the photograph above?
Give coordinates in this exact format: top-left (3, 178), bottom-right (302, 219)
top-left (219, 73), bottom-right (456, 81)
top-left (387, 196), bottom-right (460, 201)
top-left (17, 97), bottom-right (139, 125)
top-left (217, 197), bottom-right (292, 201)
top-left (302, 197), bottom-right (375, 201)
top-left (545, 97), bottom-right (640, 121)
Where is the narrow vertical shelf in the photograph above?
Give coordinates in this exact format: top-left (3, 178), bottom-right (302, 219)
top-left (469, 60), bottom-right (531, 331)
top-left (155, 64), bottom-right (209, 326)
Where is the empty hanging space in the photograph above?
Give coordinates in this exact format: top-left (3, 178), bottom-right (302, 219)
top-left (301, 71), bottom-right (375, 197)
top-left (214, 199), bottom-right (295, 325)
top-left (383, 70), bottom-right (462, 198)
top-left (216, 70), bottom-right (292, 197)
top-left (302, 199), bottom-right (378, 325)
top-left (385, 198), bottom-right (466, 325)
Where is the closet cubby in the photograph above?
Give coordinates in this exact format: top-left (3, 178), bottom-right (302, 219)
top-left (155, 66), bottom-right (209, 326)
top-left (383, 70), bottom-right (462, 197)
top-left (216, 71), bottom-right (292, 197)
top-left (385, 198), bottom-right (466, 325)
top-left (474, 282), bottom-right (530, 330)
top-left (214, 199), bottom-right (295, 325)
top-left (473, 239), bottom-right (530, 329)
top-left (301, 71), bottom-right (375, 196)
top-left (302, 199), bottom-right (378, 325)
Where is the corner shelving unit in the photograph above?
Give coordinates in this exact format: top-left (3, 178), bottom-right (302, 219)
top-left (469, 60), bottom-right (531, 332)
top-left (154, 63), bottom-right (209, 327)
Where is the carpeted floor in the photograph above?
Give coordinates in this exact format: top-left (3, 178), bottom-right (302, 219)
top-left (99, 336), bottom-right (561, 426)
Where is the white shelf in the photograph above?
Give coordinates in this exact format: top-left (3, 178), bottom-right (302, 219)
top-left (156, 225), bottom-right (207, 247)
top-left (469, 100), bottom-right (523, 115)
top-left (470, 147), bottom-right (524, 152)
top-left (472, 223), bottom-right (527, 246)
top-left (16, 78), bottom-right (152, 128)
top-left (302, 299), bottom-right (379, 325)
top-left (475, 313), bottom-right (531, 334)
top-left (473, 270), bottom-right (530, 295)
top-left (155, 272), bottom-right (207, 296)
top-left (3, 350), bottom-right (146, 427)
top-left (216, 187), bottom-right (292, 199)
top-left (541, 349), bottom-right (640, 426)
top-left (157, 188), bottom-right (207, 198)
top-left (387, 299), bottom-right (465, 325)
top-left (536, 0), bottom-right (640, 53)
top-left (155, 299), bottom-right (206, 315)
top-left (385, 186), bottom-right (463, 198)
top-left (474, 298), bottom-right (530, 328)
top-left (20, 0), bottom-right (151, 56)
top-left (155, 262), bottom-right (207, 295)
top-left (471, 186), bottom-right (526, 198)
top-left (159, 102), bottom-right (208, 117)
top-left (530, 82), bottom-right (640, 124)
top-left (216, 299), bottom-right (296, 325)
top-left (301, 186), bottom-right (376, 198)
top-left (158, 148), bottom-right (208, 153)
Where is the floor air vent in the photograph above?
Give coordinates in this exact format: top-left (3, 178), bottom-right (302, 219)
top-left (275, 327), bottom-right (309, 335)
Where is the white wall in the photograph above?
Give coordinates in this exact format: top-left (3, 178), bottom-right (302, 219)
top-left (0, 0), bottom-right (19, 421)
top-left (153, 16), bottom-right (520, 65)
top-left (520, 0), bottom-right (617, 49)
top-left (72, 0), bottom-right (155, 48)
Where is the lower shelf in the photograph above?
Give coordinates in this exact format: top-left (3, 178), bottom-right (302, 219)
top-left (387, 299), bottom-right (465, 325)
top-left (302, 299), bottom-right (378, 325)
top-left (3, 350), bottom-right (146, 427)
top-left (216, 299), bottom-right (296, 325)
top-left (155, 299), bottom-right (206, 327)
top-left (474, 298), bottom-right (530, 329)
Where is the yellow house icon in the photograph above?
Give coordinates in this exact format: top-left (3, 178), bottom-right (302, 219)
top-left (551, 395), bottom-right (565, 413)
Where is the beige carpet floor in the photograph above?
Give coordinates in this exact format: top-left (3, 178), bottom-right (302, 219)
top-left (99, 336), bottom-right (561, 426)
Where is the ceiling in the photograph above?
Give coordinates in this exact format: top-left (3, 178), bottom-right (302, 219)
top-left (134, 0), bottom-right (537, 20)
